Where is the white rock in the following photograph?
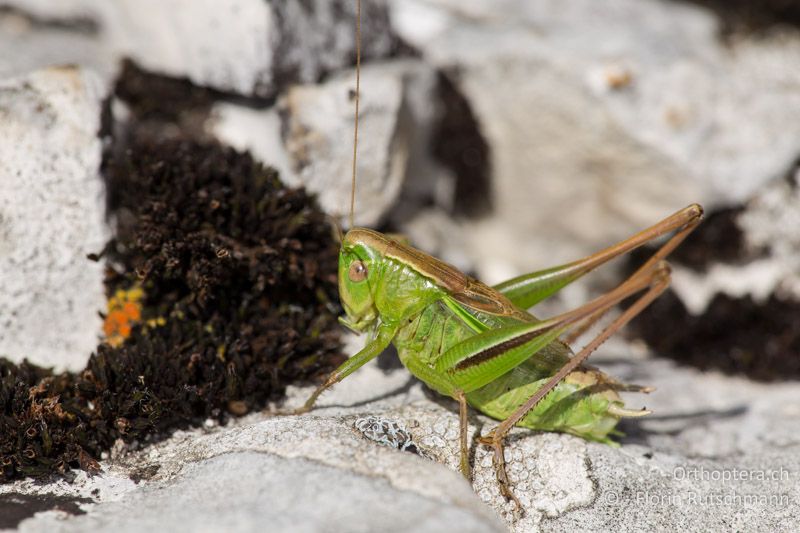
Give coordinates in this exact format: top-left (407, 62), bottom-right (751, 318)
top-left (211, 60), bottom-right (438, 227)
top-left (5, 350), bottom-right (800, 532)
top-left (16, 453), bottom-right (504, 533)
top-left (0, 5), bottom-right (117, 85)
top-left (668, 168), bottom-right (800, 312)
top-left (0, 66), bottom-right (108, 371)
top-left (1, 0), bottom-right (395, 98)
top-left (0, 0), bottom-right (104, 20)
top-left (108, 0), bottom-right (276, 97)
top-left (671, 259), bottom-right (789, 315)
top-left (738, 169), bottom-right (800, 300)
top-left (1, 0), bottom-right (275, 95)
top-left (388, 0), bottom-right (800, 281)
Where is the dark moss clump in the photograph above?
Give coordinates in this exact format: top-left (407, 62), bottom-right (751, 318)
top-left (105, 60), bottom-right (220, 145)
top-left (103, 133), bottom-right (345, 417)
top-left (1, 124), bottom-right (343, 484)
top-left (626, 206), bottom-right (800, 381)
top-left (658, 207), bottom-right (751, 271)
top-left (676, 0), bottom-right (800, 36)
top-left (114, 60), bottom-right (215, 123)
top-left (0, 360), bottom-right (86, 479)
top-left (432, 70), bottom-right (492, 217)
top-left (629, 291), bottom-right (800, 381)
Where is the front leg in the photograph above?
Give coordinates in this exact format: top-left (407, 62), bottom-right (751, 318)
top-left (288, 323), bottom-right (396, 415)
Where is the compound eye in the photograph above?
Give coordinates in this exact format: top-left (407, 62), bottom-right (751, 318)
top-left (348, 260), bottom-right (368, 282)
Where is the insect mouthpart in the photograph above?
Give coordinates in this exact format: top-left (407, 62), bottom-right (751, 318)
top-left (338, 304), bottom-right (376, 334)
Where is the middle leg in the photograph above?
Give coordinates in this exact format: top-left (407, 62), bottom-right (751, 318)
top-left (454, 389), bottom-right (471, 480)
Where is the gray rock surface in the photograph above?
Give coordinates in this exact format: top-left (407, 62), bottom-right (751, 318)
top-left (211, 60), bottom-right (439, 227)
top-left (668, 166), bottom-right (800, 314)
top-left (0, 66), bottom-right (107, 371)
top-left (388, 0), bottom-right (800, 286)
top-left (106, 0), bottom-right (396, 98)
top-left (108, 0), bottom-right (277, 96)
top-left (0, 6), bottom-right (116, 85)
top-left (737, 168), bottom-right (800, 300)
top-left (5, 338), bottom-right (799, 532)
top-left (0, 0), bottom-right (395, 98)
top-left (17, 453), bottom-right (502, 533)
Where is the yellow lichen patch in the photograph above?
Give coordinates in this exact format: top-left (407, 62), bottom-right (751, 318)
top-left (103, 287), bottom-right (145, 347)
top-left (146, 317), bottom-right (167, 328)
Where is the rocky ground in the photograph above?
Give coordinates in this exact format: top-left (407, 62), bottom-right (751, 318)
top-left (1, 1), bottom-right (799, 531)
top-left (3, 337), bottom-right (799, 532)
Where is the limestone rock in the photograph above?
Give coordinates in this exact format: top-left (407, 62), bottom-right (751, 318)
top-left (0, 5), bottom-right (116, 85)
top-left (5, 346), bottom-right (799, 532)
top-left (0, 0), bottom-right (396, 98)
top-left (388, 0), bottom-right (800, 284)
top-left (0, 66), bottom-right (107, 371)
top-left (211, 60), bottom-right (438, 227)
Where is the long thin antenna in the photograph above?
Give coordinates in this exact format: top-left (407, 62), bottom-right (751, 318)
top-left (349, 0), bottom-right (362, 229)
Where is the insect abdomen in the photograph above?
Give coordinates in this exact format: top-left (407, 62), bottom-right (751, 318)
top-left (468, 368), bottom-right (623, 442)
top-left (393, 300), bottom-right (624, 442)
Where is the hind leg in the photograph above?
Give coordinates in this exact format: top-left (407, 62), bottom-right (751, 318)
top-left (482, 261), bottom-right (672, 505)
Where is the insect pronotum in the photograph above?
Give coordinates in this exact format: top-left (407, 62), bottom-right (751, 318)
top-left (286, 0), bottom-right (704, 506)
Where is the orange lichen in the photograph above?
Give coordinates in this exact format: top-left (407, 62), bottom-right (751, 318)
top-left (103, 287), bottom-right (144, 347)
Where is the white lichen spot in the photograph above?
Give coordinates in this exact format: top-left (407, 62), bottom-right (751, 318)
top-left (353, 416), bottom-right (419, 453)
